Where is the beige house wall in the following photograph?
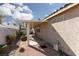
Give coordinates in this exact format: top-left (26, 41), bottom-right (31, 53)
top-left (35, 5), bottom-right (79, 55)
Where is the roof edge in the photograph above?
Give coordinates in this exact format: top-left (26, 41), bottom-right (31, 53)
top-left (43, 3), bottom-right (78, 21)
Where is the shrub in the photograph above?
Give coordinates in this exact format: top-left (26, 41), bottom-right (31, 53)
top-left (0, 44), bottom-right (7, 54)
top-left (6, 35), bottom-right (16, 45)
top-left (16, 31), bottom-right (25, 39)
top-left (20, 36), bottom-right (27, 41)
top-left (6, 35), bottom-right (11, 44)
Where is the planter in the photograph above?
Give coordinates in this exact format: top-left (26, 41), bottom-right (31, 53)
top-left (20, 36), bottom-right (27, 41)
top-left (19, 48), bottom-right (25, 53)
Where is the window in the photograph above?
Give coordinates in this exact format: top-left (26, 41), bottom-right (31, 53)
top-left (36, 27), bottom-right (40, 32)
top-left (37, 29), bottom-right (40, 32)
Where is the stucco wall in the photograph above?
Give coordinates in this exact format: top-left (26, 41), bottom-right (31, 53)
top-left (35, 5), bottom-right (79, 55)
top-left (0, 25), bottom-right (18, 45)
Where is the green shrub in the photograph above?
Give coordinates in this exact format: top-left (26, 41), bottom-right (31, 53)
top-left (0, 44), bottom-right (7, 54)
top-left (20, 36), bottom-right (27, 41)
top-left (16, 30), bottom-right (26, 40)
top-left (0, 44), bottom-right (5, 48)
top-left (6, 35), bottom-right (16, 45)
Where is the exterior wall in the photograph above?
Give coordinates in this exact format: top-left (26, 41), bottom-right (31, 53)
top-left (0, 25), bottom-right (18, 44)
top-left (35, 5), bottom-right (79, 55)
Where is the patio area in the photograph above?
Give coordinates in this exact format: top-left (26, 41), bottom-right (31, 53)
top-left (14, 35), bottom-right (59, 56)
top-left (1, 35), bottom-right (59, 56)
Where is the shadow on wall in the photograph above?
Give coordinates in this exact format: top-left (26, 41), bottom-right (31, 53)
top-left (30, 36), bottom-right (59, 56)
top-left (35, 22), bottom-right (76, 55)
top-left (46, 5), bottom-right (79, 55)
top-left (50, 26), bottom-right (75, 56)
top-left (34, 5), bottom-right (79, 56)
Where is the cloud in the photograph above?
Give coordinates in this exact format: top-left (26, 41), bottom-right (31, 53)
top-left (0, 3), bottom-right (33, 25)
top-left (2, 3), bottom-right (15, 10)
top-left (12, 3), bottom-right (23, 7)
top-left (13, 11), bottom-right (33, 21)
top-left (48, 3), bottom-right (53, 5)
top-left (0, 6), bottom-right (12, 16)
top-left (2, 22), bottom-right (8, 25)
top-left (21, 13), bottom-right (33, 20)
top-left (0, 3), bottom-right (15, 16)
top-left (22, 6), bottom-right (32, 13)
top-left (12, 4), bottom-right (33, 21)
top-left (13, 11), bottom-right (21, 20)
top-left (15, 7), bottom-right (23, 12)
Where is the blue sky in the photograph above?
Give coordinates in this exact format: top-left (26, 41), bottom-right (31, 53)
top-left (24, 3), bottom-right (66, 19)
top-left (0, 3), bottom-right (66, 25)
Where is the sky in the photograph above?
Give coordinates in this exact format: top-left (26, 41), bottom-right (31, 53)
top-left (0, 3), bottom-right (66, 26)
top-left (25, 3), bottom-right (66, 19)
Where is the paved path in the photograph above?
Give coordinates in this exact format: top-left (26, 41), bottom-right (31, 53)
top-left (13, 36), bottom-right (59, 56)
top-left (14, 41), bottom-right (46, 56)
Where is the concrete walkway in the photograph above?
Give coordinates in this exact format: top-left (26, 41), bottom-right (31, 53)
top-left (14, 41), bottom-right (46, 56)
top-left (11, 35), bottom-right (59, 56)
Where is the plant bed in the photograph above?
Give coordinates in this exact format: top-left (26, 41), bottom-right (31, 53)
top-left (20, 36), bottom-right (27, 41)
top-left (40, 45), bottom-right (47, 49)
top-left (16, 30), bottom-right (26, 39)
top-left (19, 48), bottom-right (25, 53)
top-left (58, 49), bottom-right (69, 56)
top-left (16, 45), bottom-right (19, 48)
top-left (0, 44), bottom-right (7, 54)
top-left (6, 35), bottom-right (16, 45)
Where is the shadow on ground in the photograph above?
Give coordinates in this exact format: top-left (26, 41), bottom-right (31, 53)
top-left (29, 36), bottom-right (59, 56)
